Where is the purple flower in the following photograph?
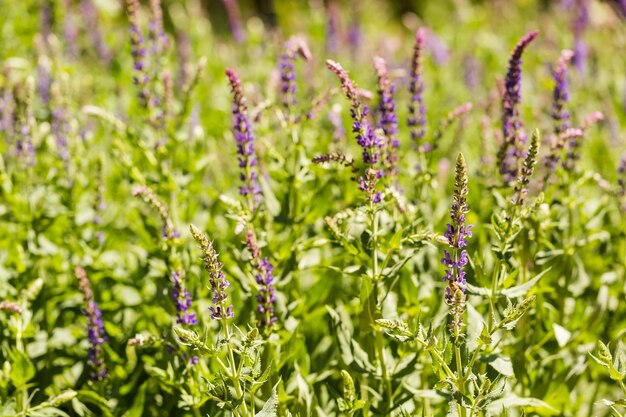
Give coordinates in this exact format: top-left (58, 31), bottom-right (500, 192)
top-left (221, 0), bottom-right (246, 43)
top-left (37, 59), bottom-right (51, 107)
top-left (80, 0), bottom-right (112, 64)
top-left (190, 225), bottom-right (234, 320)
top-left (127, 0), bottom-right (150, 107)
top-left (279, 37), bottom-right (311, 111)
top-left (133, 185), bottom-right (179, 240)
top-left (373, 57), bottom-right (399, 180)
top-left (552, 50), bottom-right (574, 136)
top-left (498, 31), bottom-right (538, 183)
top-left (76, 267), bottom-right (107, 381)
top-left (571, 0), bottom-right (589, 73)
top-left (172, 271), bottom-right (198, 326)
top-left (441, 154), bottom-right (471, 341)
top-left (325, 0), bottom-right (339, 54)
top-left (618, 153), bottom-right (626, 212)
top-left (327, 59), bottom-right (384, 204)
top-left (408, 29), bottom-right (427, 148)
top-left (245, 231), bottom-right (277, 328)
top-left (226, 68), bottom-right (262, 210)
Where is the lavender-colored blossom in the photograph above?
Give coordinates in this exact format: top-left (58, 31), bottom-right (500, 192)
top-left (348, 10), bottom-right (361, 56)
top-left (425, 29), bottom-right (450, 66)
top-left (571, 0), bottom-right (589, 73)
top-left (463, 54), bottom-right (480, 90)
top-left (190, 225), bottom-right (234, 320)
top-left (373, 57), bottom-right (399, 179)
top-left (325, 0), bottom-right (340, 54)
top-left (441, 154), bottom-right (472, 341)
top-left (14, 79), bottom-right (37, 167)
top-left (0, 301), bottom-right (22, 314)
top-left (52, 104), bottom-right (70, 167)
top-left (279, 37), bottom-right (312, 111)
top-left (75, 267), bottom-right (107, 381)
top-left (563, 111), bottom-right (603, 172)
top-left (408, 29), bottom-right (427, 147)
top-left (618, 153), bottom-right (626, 211)
top-left (40, 3), bottom-right (53, 42)
top-left (172, 271), bottom-right (198, 325)
top-left (80, 0), bottom-right (112, 64)
top-left (63, 1), bottom-right (79, 59)
top-left (327, 59), bottom-right (384, 204)
top-left (552, 50), bottom-right (574, 135)
top-left (127, 0), bottom-right (150, 107)
top-left (37, 58), bottom-right (51, 107)
top-left (149, 0), bottom-right (169, 55)
top-left (245, 231), bottom-right (277, 328)
top-left (222, 0), bottom-right (246, 43)
top-left (226, 68), bottom-right (262, 210)
top-left (328, 104), bottom-right (345, 143)
top-left (497, 31), bottom-right (538, 183)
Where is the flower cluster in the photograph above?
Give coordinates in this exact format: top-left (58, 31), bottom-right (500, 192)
top-left (441, 154), bottom-right (472, 341)
top-left (408, 29), bottom-right (427, 147)
top-left (326, 59), bottom-right (384, 204)
top-left (373, 56), bottom-right (399, 180)
top-left (222, 0), bottom-right (246, 43)
top-left (172, 271), bottom-right (197, 326)
top-left (245, 231), bottom-right (277, 327)
top-left (563, 111), bottom-right (603, 172)
top-left (75, 266), bottom-right (107, 381)
top-left (133, 185), bottom-right (179, 240)
top-left (552, 50), bottom-right (574, 135)
top-left (513, 129), bottom-right (540, 205)
top-left (127, 0), bottom-right (150, 107)
top-left (279, 36), bottom-right (311, 111)
top-left (190, 224), bottom-right (234, 320)
top-left (618, 153), bottom-right (626, 211)
top-left (498, 31), bottom-right (538, 183)
top-left (226, 68), bottom-right (262, 210)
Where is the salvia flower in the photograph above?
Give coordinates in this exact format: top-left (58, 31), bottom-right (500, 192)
top-left (149, 0), bottom-right (168, 55)
top-left (497, 31), bottom-right (538, 183)
top-left (222, 0), bottom-right (246, 43)
top-left (172, 271), bottom-right (197, 325)
top-left (327, 59), bottom-right (384, 204)
top-left (441, 153), bottom-right (472, 341)
top-left (226, 68), bottom-right (263, 210)
top-left (279, 36), bottom-right (312, 111)
top-left (14, 78), bottom-right (37, 167)
top-left (513, 129), bottom-right (540, 205)
top-left (127, 0), bottom-right (150, 107)
top-left (571, 0), bottom-right (589, 73)
top-left (75, 267), bottom-right (107, 381)
top-left (408, 29), bottom-right (427, 147)
top-left (552, 50), bottom-right (574, 135)
top-left (245, 231), bottom-right (277, 327)
top-left (373, 56), bottom-right (399, 180)
top-left (133, 185), bottom-right (179, 240)
top-left (190, 224), bottom-right (234, 320)
top-left (80, 0), bottom-right (112, 64)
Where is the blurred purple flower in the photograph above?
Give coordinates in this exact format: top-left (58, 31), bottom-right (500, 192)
top-left (222, 0), bottom-right (246, 43)
top-left (172, 271), bottom-right (198, 326)
top-left (76, 267), bottom-right (107, 381)
top-left (408, 29), bottom-right (427, 148)
top-left (373, 56), bottom-right (399, 180)
top-left (226, 68), bottom-right (262, 210)
top-left (498, 31), bottom-right (538, 183)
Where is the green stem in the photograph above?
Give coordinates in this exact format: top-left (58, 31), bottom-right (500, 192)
top-left (223, 323), bottom-right (250, 417)
top-left (455, 346), bottom-right (468, 417)
top-left (415, 338), bottom-right (456, 381)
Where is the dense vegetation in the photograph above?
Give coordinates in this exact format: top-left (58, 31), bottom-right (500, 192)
top-left (1, 0), bottom-right (626, 416)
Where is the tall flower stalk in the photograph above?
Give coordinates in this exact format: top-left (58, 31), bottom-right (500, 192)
top-left (279, 36), bottom-right (311, 114)
top-left (75, 267), bottom-right (107, 382)
top-left (245, 231), bottom-right (277, 328)
top-left (373, 56), bottom-right (399, 181)
top-left (408, 29), bottom-right (427, 150)
top-left (133, 185), bottom-right (179, 240)
top-left (497, 31), bottom-right (538, 183)
top-left (226, 68), bottom-right (262, 211)
top-left (326, 59), bottom-right (384, 204)
top-left (127, 0), bottom-right (150, 107)
top-left (442, 153), bottom-right (472, 342)
top-left (190, 225), bottom-right (234, 320)
top-left (552, 50), bottom-right (574, 135)
top-left (172, 270), bottom-right (197, 325)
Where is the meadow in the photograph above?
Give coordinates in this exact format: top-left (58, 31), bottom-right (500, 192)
top-left (1, 0), bottom-right (626, 415)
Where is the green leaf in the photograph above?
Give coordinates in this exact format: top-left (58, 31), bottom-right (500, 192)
top-left (122, 382), bottom-right (147, 417)
top-left (255, 381), bottom-right (279, 417)
top-left (10, 350), bottom-right (35, 388)
top-left (482, 354), bottom-right (514, 377)
top-left (500, 268), bottom-right (551, 298)
top-left (552, 324), bottom-right (571, 347)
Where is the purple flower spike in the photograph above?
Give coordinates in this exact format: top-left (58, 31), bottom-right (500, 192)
top-left (618, 153), bottom-right (626, 212)
top-left (226, 68), bottom-right (263, 211)
top-left (552, 50), bottom-right (574, 136)
top-left (373, 57), bottom-right (399, 180)
top-left (172, 271), bottom-right (198, 326)
top-left (190, 225), bottom-right (234, 321)
top-left (245, 231), bottom-right (277, 328)
top-left (75, 267), bottom-right (107, 382)
top-left (327, 59), bottom-right (384, 204)
top-left (127, 0), bottom-right (150, 107)
top-left (279, 37), bottom-right (312, 112)
top-left (441, 154), bottom-right (471, 341)
top-left (498, 31), bottom-right (538, 183)
top-left (408, 29), bottom-right (427, 150)
top-left (222, 0), bottom-right (246, 43)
